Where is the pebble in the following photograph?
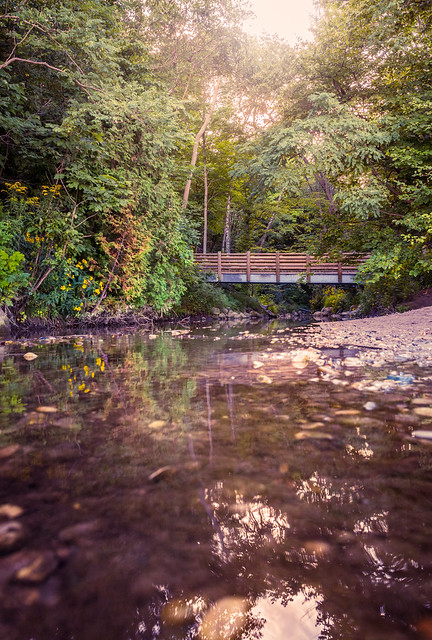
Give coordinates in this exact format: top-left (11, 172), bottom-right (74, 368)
top-left (301, 422), bottom-right (325, 430)
top-left (295, 431), bottom-right (334, 440)
top-left (413, 407), bottom-right (432, 418)
top-left (0, 504), bottom-right (24, 520)
top-left (343, 357), bottom-right (363, 367)
top-left (411, 397), bottom-right (432, 406)
top-left (36, 406), bottom-right (58, 414)
top-left (0, 521), bottom-right (24, 552)
top-left (363, 402), bottom-right (377, 411)
top-left (15, 550), bottom-right (58, 583)
top-left (23, 352), bottom-right (38, 361)
top-left (0, 444), bottom-right (20, 459)
top-left (256, 374), bottom-right (272, 384)
top-left (411, 430), bottom-right (432, 440)
top-left (148, 466), bottom-right (176, 482)
top-left (148, 420), bottom-right (166, 429)
top-left (58, 520), bottom-right (101, 543)
top-left (334, 409), bottom-right (360, 416)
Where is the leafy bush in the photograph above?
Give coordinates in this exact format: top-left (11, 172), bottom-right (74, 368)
top-left (310, 285), bottom-right (358, 312)
top-left (359, 277), bottom-right (420, 314)
top-left (173, 268), bottom-right (233, 315)
top-left (0, 249), bottom-right (28, 306)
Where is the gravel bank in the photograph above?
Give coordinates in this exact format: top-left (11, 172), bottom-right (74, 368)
top-left (316, 306), bottom-right (432, 361)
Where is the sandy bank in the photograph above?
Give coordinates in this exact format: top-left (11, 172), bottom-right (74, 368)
top-left (316, 306), bottom-right (432, 354)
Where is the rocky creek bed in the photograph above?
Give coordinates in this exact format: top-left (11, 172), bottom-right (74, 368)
top-left (0, 310), bottom-right (432, 640)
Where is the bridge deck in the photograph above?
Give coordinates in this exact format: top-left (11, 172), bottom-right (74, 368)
top-left (194, 252), bottom-right (363, 284)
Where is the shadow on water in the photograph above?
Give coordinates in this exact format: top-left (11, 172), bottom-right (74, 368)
top-left (0, 320), bottom-right (432, 640)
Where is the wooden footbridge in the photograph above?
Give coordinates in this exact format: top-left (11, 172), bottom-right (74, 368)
top-left (194, 252), bottom-right (363, 284)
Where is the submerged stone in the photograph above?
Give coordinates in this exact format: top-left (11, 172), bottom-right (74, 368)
top-left (412, 430), bottom-right (432, 440)
top-left (413, 407), bottom-right (432, 418)
top-left (0, 521), bottom-right (24, 552)
top-left (295, 431), bottom-right (334, 440)
top-left (36, 406), bottom-right (58, 414)
top-left (0, 504), bottom-right (24, 520)
top-left (15, 551), bottom-right (58, 583)
top-left (58, 520), bottom-right (102, 543)
top-left (148, 420), bottom-right (166, 429)
top-left (363, 402), bottom-right (377, 411)
top-left (148, 466), bottom-right (176, 482)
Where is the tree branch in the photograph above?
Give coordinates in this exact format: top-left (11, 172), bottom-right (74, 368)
top-left (0, 57), bottom-right (104, 94)
top-left (182, 77), bottom-right (221, 209)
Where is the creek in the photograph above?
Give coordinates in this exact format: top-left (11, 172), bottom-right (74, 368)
top-left (0, 319), bottom-right (432, 640)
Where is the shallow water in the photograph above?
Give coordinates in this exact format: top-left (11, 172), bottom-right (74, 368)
top-left (1, 320), bottom-right (432, 640)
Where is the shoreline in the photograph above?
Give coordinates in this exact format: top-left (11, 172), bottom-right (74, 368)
top-left (316, 305), bottom-right (432, 353)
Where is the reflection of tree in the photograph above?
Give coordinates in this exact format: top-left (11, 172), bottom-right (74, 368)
top-left (1, 333), bottom-right (432, 640)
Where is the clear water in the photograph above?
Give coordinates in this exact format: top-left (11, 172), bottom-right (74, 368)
top-left (0, 320), bottom-right (432, 640)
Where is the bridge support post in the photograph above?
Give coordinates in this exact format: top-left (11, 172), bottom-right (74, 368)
top-left (246, 251), bottom-right (251, 282)
top-left (217, 251), bottom-right (222, 281)
top-left (306, 256), bottom-right (311, 283)
top-left (338, 262), bottom-right (342, 283)
top-left (275, 252), bottom-right (280, 283)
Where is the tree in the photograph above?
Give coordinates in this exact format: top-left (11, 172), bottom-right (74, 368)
top-left (0, 0), bottom-right (193, 315)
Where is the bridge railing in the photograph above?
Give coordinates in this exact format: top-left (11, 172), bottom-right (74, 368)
top-left (194, 252), bottom-right (364, 283)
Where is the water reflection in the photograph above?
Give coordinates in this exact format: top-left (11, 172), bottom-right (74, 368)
top-left (0, 322), bottom-right (431, 640)
top-left (251, 594), bottom-right (323, 640)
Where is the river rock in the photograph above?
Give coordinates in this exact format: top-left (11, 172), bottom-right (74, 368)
top-left (0, 521), bottom-right (24, 552)
top-left (411, 397), bottom-right (432, 406)
top-left (15, 550), bottom-right (58, 583)
top-left (363, 402), bottom-right (377, 411)
top-left (36, 406), bottom-right (58, 414)
top-left (148, 420), bottom-right (166, 429)
top-left (256, 374), bottom-right (272, 384)
top-left (413, 407), bottom-right (432, 418)
top-left (58, 520), bottom-right (102, 543)
top-left (23, 352), bottom-right (38, 361)
top-left (343, 357), bottom-right (363, 367)
top-left (412, 430), bottom-right (432, 440)
top-left (0, 444), bottom-right (20, 459)
top-left (295, 431), bottom-right (334, 440)
top-left (148, 466), bottom-right (177, 482)
top-left (0, 504), bottom-right (23, 520)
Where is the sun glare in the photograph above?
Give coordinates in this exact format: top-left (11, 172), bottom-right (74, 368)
top-left (245, 0), bottom-right (316, 44)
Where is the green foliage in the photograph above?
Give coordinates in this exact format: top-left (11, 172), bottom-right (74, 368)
top-left (173, 267), bottom-right (233, 315)
top-left (1, 0), bottom-right (431, 318)
top-left (310, 286), bottom-right (358, 313)
top-left (0, 248), bottom-right (28, 306)
top-left (0, 0), bottom-right (196, 316)
top-left (359, 278), bottom-right (420, 314)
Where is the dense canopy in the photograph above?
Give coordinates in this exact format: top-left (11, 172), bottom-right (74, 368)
top-left (1, 0), bottom-right (431, 317)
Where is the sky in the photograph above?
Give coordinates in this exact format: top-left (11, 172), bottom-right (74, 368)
top-left (244, 0), bottom-right (317, 44)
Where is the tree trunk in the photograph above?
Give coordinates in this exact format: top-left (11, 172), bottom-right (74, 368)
top-left (182, 77), bottom-right (221, 210)
top-left (202, 132), bottom-right (208, 254)
top-left (258, 188), bottom-right (285, 249)
top-left (222, 188), bottom-right (231, 253)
